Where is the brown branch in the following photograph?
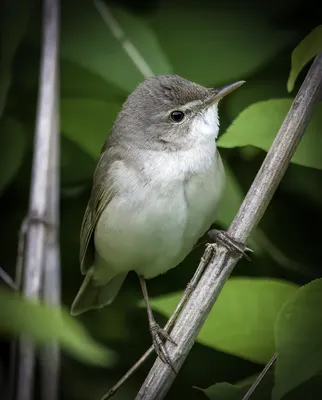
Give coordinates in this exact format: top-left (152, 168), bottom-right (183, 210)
top-left (135, 53), bottom-right (322, 399)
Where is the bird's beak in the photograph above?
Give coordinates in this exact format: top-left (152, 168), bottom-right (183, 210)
top-left (206, 80), bottom-right (245, 106)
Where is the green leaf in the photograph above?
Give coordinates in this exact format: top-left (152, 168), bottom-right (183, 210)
top-left (61, 1), bottom-right (172, 93)
top-left (0, 288), bottom-right (116, 366)
top-left (202, 382), bottom-right (249, 400)
top-left (273, 278), bottom-right (322, 400)
top-left (0, 118), bottom-right (26, 193)
top-left (218, 99), bottom-right (322, 170)
top-left (199, 372), bottom-right (274, 400)
top-left (60, 98), bottom-right (122, 159)
top-left (287, 26), bottom-right (322, 92)
top-left (150, 277), bottom-right (299, 364)
top-left (148, 5), bottom-right (297, 86)
top-left (0, 0), bottom-right (35, 118)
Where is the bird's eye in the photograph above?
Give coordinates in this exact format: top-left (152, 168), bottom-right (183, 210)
top-left (170, 110), bottom-right (185, 123)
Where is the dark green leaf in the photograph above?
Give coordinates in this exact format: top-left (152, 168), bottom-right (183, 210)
top-left (61, 98), bottom-right (122, 159)
top-left (0, 118), bottom-right (26, 193)
top-left (199, 372), bottom-right (273, 400)
top-left (150, 278), bottom-right (298, 364)
top-left (287, 26), bottom-right (322, 92)
top-left (0, 0), bottom-right (34, 118)
top-left (61, 1), bottom-right (172, 93)
top-left (218, 100), bottom-right (322, 170)
top-left (0, 288), bottom-right (116, 366)
top-left (148, 5), bottom-right (297, 86)
top-left (203, 382), bottom-right (249, 400)
top-left (273, 278), bottom-right (322, 399)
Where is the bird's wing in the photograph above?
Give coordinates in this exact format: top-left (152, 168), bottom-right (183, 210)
top-left (79, 147), bottom-right (120, 274)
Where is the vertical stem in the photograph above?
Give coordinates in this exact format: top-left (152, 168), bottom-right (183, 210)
top-left (40, 14), bottom-right (61, 400)
top-left (15, 1), bottom-right (60, 400)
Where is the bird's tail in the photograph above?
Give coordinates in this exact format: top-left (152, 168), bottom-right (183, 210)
top-left (70, 268), bottom-right (127, 316)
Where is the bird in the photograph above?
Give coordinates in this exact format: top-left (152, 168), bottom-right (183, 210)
top-left (70, 74), bottom-right (245, 365)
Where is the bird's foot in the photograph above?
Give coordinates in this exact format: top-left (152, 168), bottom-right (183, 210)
top-left (207, 229), bottom-right (253, 261)
top-left (150, 322), bottom-right (177, 373)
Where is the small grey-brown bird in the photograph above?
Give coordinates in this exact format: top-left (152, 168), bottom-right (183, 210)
top-left (71, 74), bottom-right (245, 364)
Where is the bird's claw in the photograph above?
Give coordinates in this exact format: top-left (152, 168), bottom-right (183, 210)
top-left (150, 322), bottom-right (177, 373)
top-left (207, 229), bottom-right (253, 261)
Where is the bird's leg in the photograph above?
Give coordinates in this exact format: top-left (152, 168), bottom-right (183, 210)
top-left (137, 245), bottom-right (217, 371)
top-left (166, 242), bottom-right (215, 323)
top-left (139, 275), bottom-right (177, 371)
top-left (206, 229), bottom-right (253, 261)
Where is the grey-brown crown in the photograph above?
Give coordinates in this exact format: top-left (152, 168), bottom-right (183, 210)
top-left (124, 74), bottom-right (211, 112)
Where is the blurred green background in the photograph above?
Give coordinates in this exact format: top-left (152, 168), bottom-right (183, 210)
top-left (0, 0), bottom-right (322, 399)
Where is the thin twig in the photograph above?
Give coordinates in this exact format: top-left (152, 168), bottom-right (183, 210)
top-left (15, 1), bottom-right (61, 400)
top-left (241, 352), bottom-right (278, 400)
top-left (94, 0), bottom-right (155, 79)
top-left (135, 54), bottom-right (322, 400)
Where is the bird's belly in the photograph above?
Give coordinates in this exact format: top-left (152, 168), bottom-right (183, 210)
top-left (94, 153), bottom-right (225, 279)
top-left (94, 184), bottom-right (188, 278)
